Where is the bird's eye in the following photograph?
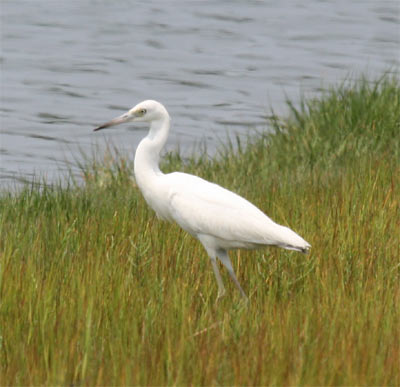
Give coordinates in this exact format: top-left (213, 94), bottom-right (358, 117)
top-left (139, 108), bottom-right (146, 115)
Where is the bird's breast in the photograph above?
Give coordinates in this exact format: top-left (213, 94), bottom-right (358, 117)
top-left (135, 172), bottom-right (173, 222)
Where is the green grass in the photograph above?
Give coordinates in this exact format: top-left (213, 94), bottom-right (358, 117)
top-left (1, 75), bottom-right (399, 385)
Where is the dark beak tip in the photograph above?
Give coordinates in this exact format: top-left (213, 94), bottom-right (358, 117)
top-left (92, 115), bottom-right (126, 132)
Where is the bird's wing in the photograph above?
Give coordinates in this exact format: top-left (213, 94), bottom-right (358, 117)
top-left (164, 172), bottom-right (286, 247)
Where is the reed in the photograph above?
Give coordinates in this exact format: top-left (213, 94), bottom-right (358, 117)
top-left (1, 75), bottom-right (399, 385)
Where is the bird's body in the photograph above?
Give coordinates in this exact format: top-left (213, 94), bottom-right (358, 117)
top-left (94, 100), bottom-right (310, 299)
top-left (140, 171), bottom-right (308, 252)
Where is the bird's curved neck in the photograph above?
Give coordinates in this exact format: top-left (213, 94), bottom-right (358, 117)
top-left (134, 117), bottom-right (170, 180)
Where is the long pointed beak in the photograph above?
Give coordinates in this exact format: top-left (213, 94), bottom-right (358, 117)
top-left (93, 113), bottom-right (131, 131)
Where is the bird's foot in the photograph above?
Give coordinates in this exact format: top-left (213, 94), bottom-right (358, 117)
top-left (215, 289), bottom-right (226, 303)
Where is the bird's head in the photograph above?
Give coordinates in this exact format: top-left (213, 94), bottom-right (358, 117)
top-left (94, 100), bottom-right (169, 131)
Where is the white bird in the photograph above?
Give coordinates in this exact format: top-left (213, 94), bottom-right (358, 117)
top-left (94, 100), bottom-right (310, 300)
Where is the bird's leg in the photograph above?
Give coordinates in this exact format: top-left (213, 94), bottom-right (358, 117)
top-left (199, 238), bottom-right (226, 299)
top-left (210, 257), bottom-right (226, 299)
top-left (217, 250), bottom-right (248, 300)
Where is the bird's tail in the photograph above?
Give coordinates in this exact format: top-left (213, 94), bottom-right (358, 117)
top-left (276, 225), bottom-right (311, 254)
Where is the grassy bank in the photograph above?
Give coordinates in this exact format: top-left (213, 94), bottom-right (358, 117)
top-left (1, 75), bottom-right (399, 385)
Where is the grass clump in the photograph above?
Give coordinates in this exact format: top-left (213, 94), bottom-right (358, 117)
top-left (1, 75), bottom-right (399, 385)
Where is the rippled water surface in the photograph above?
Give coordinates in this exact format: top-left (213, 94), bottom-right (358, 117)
top-left (1, 1), bottom-right (399, 188)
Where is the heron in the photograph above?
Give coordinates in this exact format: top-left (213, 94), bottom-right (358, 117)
top-left (94, 100), bottom-right (310, 300)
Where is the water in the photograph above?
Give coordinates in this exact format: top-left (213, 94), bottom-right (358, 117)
top-left (1, 1), bottom-right (399, 189)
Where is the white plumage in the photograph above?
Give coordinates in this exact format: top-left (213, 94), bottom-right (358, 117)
top-left (94, 100), bottom-right (310, 299)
